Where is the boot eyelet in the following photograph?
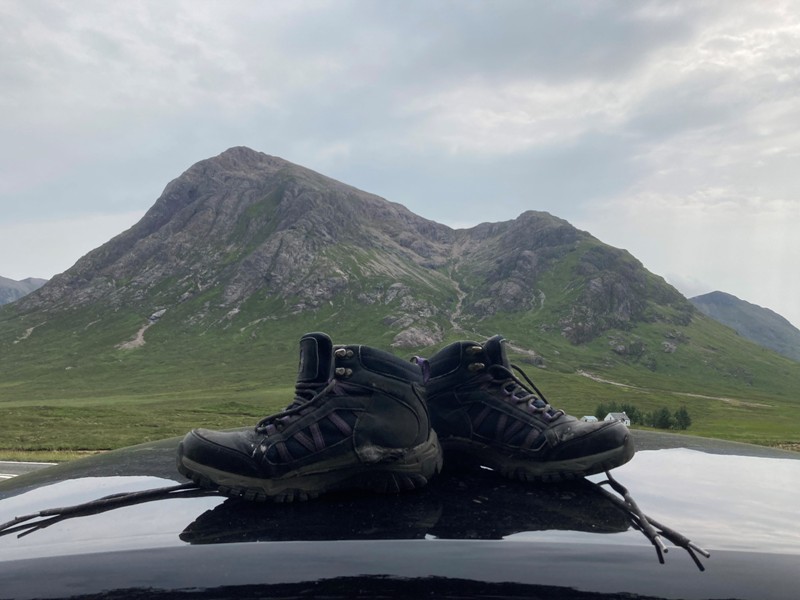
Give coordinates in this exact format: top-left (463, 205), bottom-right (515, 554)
top-left (334, 348), bottom-right (348, 358)
top-left (468, 362), bottom-right (485, 372)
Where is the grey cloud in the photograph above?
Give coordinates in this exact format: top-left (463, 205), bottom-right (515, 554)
top-left (318, 130), bottom-right (643, 230)
top-left (624, 71), bottom-right (741, 141)
top-left (347, 0), bottom-right (701, 85)
top-left (2, 0), bottom-right (800, 327)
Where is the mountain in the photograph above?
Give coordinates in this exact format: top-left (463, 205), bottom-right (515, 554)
top-left (691, 291), bottom-right (800, 362)
top-left (2, 147), bottom-right (800, 452)
top-left (0, 276), bottom-right (47, 305)
top-left (12, 146), bottom-right (691, 350)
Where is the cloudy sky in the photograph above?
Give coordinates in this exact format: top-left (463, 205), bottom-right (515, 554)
top-left (1, 0), bottom-right (799, 327)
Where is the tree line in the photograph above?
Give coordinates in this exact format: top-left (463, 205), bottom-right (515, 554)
top-left (595, 401), bottom-right (692, 430)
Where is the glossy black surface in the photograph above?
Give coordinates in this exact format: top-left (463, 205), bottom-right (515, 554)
top-left (1, 430), bottom-right (798, 599)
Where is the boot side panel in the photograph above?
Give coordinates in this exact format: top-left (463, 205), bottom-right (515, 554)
top-left (352, 384), bottom-right (430, 449)
top-left (425, 381), bottom-right (477, 440)
top-left (336, 345), bottom-right (431, 450)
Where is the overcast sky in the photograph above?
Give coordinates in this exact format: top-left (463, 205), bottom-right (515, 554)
top-left (1, 0), bottom-right (799, 327)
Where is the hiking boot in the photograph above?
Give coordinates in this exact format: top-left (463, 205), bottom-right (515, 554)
top-left (420, 335), bottom-right (634, 482)
top-left (177, 332), bottom-right (442, 502)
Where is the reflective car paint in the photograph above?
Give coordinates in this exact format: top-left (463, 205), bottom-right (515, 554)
top-left (1, 431), bottom-right (798, 599)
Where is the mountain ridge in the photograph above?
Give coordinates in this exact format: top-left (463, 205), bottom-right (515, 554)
top-left (2, 148), bottom-right (798, 398)
top-left (0, 276), bottom-right (47, 306)
top-left (23, 148), bottom-right (452, 316)
top-left (14, 146), bottom-right (690, 350)
top-left (691, 291), bottom-right (800, 362)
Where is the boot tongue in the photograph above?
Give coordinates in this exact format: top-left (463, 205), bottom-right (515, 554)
top-left (297, 332), bottom-right (334, 384)
top-left (483, 335), bottom-right (511, 368)
top-left (288, 332), bottom-right (335, 409)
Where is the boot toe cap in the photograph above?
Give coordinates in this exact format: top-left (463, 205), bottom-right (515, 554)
top-left (179, 428), bottom-right (262, 477)
top-left (549, 420), bottom-right (633, 461)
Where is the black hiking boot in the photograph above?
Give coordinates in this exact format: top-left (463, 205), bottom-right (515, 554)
top-left (421, 335), bottom-right (634, 482)
top-left (177, 332), bottom-right (442, 502)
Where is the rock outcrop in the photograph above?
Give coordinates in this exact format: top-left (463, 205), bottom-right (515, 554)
top-left (12, 147), bottom-right (693, 347)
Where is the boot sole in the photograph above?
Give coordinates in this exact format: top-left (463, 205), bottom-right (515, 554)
top-left (441, 433), bottom-right (635, 482)
top-left (177, 431), bottom-right (443, 503)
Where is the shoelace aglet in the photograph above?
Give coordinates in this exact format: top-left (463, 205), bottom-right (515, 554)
top-left (689, 541), bottom-right (711, 559)
top-left (645, 514), bottom-right (711, 561)
top-left (654, 535), bottom-right (669, 556)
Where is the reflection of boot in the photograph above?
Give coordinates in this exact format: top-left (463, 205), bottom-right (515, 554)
top-left (177, 332), bottom-right (442, 502)
top-left (424, 335), bottom-right (634, 481)
top-left (179, 470), bottom-right (630, 545)
top-left (179, 490), bottom-right (443, 544)
top-left (427, 470), bottom-right (631, 539)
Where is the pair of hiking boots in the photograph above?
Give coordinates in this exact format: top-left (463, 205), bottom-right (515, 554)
top-left (177, 332), bottom-right (634, 502)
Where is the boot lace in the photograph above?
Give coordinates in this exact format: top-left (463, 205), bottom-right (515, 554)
top-left (254, 378), bottom-right (340, 434)
top-left (487, 363), bottom-right (564, 421)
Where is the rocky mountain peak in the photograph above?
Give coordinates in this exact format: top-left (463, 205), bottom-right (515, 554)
top-left (13, 147), bottom-right (692, 348)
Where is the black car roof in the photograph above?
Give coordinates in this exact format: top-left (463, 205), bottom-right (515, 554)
top-left (1, 430), bottom-right (798, 600)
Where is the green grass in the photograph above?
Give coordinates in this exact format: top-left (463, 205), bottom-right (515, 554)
top-left (2, 263), bottom-right (800, 460)
top-left (458, 301), bottom-right (800, 450)
top-left (0, 277), bottom-right (453, 457)
top-left (2, 359), bottom-right (796, 461)
top-left (0, 386), bottom-right (294, 455)
top-left (516, 368), bottom-right (800, 448)
top-left (0, 450), bottom-right (102, 463)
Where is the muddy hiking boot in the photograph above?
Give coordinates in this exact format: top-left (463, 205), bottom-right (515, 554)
top-left (177, 332), bottom-right (443, 502)
top-left (419, 335), bottom-right (634, 482)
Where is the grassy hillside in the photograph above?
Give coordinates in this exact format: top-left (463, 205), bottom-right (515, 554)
top-left (2, 162), bottom-right (798, 460)
top-left (476, 308), bottom-right (800, 449)
top-left (2, 279), bottom-right (800, 460)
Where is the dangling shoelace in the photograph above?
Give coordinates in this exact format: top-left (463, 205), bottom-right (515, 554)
top-left (0, 471), bottom-right (710, 570)
top-left (0, 483), bottom-right (216, 540)
top-left (597, 470), bottom-right (711, 571)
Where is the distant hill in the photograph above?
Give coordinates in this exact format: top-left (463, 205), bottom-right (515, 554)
top-left (691, 291), bottom-right (800, 362)
top-left (0, 276), bottom-right (47, 305)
